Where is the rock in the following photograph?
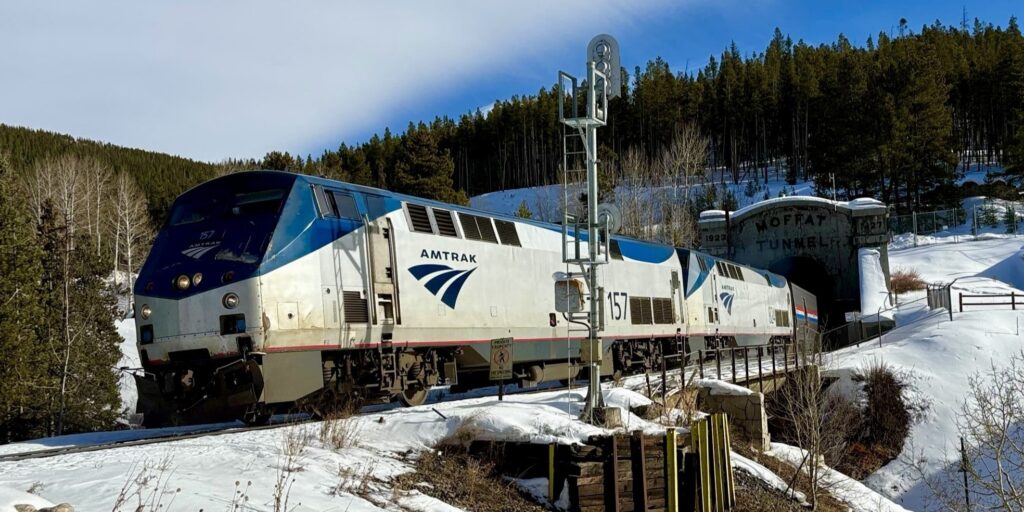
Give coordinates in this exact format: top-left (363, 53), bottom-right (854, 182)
top-left (14, 505), bottom-right (38, 512)
top-left (39, 504), bottom-right (74, 512)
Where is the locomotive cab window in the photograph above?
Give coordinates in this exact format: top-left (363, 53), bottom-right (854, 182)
top-left (697, 257), bottom-right (710, 273)
top-left (312, 185), bottom-right (335, 219)
top-left (172, 188), bottom-right (285, 225)
top-left (329, 191), bottom-right (360, 220)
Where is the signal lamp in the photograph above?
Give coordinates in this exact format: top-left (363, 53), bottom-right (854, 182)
top-left (223, 293), bottom-right (240, 309)
top-left (175, 274), bottom-right (190, 290)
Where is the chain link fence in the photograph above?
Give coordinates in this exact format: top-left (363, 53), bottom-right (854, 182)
top-left (888, 199), bottom-right (1023, 246)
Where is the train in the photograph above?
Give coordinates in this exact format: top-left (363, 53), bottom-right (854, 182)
top-left (132, 171), bottom-right (818, 426)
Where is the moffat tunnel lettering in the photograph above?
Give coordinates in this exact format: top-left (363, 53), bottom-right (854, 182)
top-left (420, 249), bottom-right (477, 263)
top-left (756, 236), bottom-right (836, 251)
top-left (754, 213), bottom-right (830, 233)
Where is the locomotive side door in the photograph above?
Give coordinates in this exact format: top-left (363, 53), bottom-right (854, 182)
top-left (364, 193), bottom-right (400, 328)
top-left (318, 188), bottom-right (372, 343)
top-left (366, 216), bottom-right (400, 326)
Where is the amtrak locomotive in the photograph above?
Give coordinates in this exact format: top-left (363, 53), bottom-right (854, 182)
top-left (133, 171), bottom-right (817, 425)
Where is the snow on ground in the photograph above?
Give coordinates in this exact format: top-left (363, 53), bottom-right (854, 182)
top-left (0, 386), bottom-right (666, 511)
top-left (0, 485), bottom-right (54, 511)
top-left (770, 443), bottom-right (911, 512)
top-left (827, 234), bottom-right (1024, 509)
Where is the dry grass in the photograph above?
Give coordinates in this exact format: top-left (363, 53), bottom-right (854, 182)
top-left (332, 462), bottom-right (379, 498)
top-left (318, 406), bottom-right (361, 451)
top-left (839, 359), bottom-right (917, 479)
top-left (393, 446), bottom-right (546, 512)
top-left (110, 454), bottom-right (181, 512)
top-left (890, 267), bottom-right (926, 294)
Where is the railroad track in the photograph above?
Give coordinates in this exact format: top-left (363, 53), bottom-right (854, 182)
top-left (0, 421), bottom-right (297, 464)
top-left (0, 354), bottom-right (790, 463)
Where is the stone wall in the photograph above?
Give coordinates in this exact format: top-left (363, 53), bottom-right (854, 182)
top-left (696, 386), bottom-right (770, 452)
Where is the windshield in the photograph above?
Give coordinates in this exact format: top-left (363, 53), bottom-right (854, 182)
top-left (170, 189), bottom-right (286, 226)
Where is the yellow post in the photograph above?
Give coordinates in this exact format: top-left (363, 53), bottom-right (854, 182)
top-left (712, 414), bottom-right (726, 512)
top-left (722, 414), bottom-right (736, 508)
top-left (667, 428), bottom-right (679, 512)
top-left (548, 443), bottom-right (556, 502)
top-left (696, 418), bottom-right (712, 512)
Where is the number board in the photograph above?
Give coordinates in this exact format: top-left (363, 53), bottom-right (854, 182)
top-left (489, 337), bottom-right (514, 381)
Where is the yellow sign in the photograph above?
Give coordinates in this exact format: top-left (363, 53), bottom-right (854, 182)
top-left (489, 337), bottom-right (514, 380)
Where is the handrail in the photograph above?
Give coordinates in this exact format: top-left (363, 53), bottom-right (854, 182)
top-left (817, 295), bottom-right (927, 340)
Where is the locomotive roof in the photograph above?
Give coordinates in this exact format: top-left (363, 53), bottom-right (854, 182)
top-left (189, 169), bottom-right (677, 251)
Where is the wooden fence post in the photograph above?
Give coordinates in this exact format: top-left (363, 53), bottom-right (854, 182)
top-left (631, 431), bottom-right (648, 511)
top-left (548, 443), bottom-right (556, 503)
top-left (667, 429), bottom-right (679, 512)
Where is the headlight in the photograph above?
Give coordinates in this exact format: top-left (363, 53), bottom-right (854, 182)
top-left (192, 272), bottom-right (203, 286)
top-left (175, 274), bottom-right (190, 290)
top-left (140, 304), bottom-right (152, 319)
top-left (223, 293), bottom-right (239, 309)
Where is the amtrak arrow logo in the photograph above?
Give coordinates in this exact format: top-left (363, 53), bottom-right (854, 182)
top-left (408, 264), bottom-right (477, 309)
top-left (719, 292), bottom-right (735, 314)
top-left (182, 243), bottom-right (219, 259)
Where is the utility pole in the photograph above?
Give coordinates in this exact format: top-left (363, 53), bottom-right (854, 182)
top-left (557, 35), bottom-right (621, 425)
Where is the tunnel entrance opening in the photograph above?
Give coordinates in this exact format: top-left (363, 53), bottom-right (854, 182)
top-left (769, 256), bottom-right (841, 342)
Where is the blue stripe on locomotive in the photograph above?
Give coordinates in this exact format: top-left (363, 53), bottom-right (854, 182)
top-left (137, 170), bottom-right (685, 301)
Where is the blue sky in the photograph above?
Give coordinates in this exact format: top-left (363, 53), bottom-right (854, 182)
top-left (1, 1), bottom-right (1019, 162)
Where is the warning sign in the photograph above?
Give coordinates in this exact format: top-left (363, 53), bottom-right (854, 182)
top-left (489, 337), bottom-right (514, 381)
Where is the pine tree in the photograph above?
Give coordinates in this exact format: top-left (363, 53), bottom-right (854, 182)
top-left (0, 152), bottom-right (45, 442)
top-left (392, 123), bottom-right (468, 204)
top-left (515, 200), bottom-right (533, 219)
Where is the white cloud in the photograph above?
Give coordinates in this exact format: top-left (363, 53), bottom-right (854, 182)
top-left (0, 1), bottom-right (665, 161)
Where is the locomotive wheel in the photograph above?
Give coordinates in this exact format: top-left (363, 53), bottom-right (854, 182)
top-left (398, 386), bottom-right (428, 407)
top-left (243, 404), bottom-right (272, 426)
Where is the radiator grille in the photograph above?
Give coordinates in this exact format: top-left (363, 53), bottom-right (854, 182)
top-left (652, 298), bottom-right (674, 324)
top-left (494, 219), bottom-right (521, 246)
top-left (433, 209), bottom-right (458, 237)
top-left (629, 296), bottom-right (653, 325)
top-left (406, 203), bottom-right (433, 233)
top-left (343, 291), bottom-right (369, 323)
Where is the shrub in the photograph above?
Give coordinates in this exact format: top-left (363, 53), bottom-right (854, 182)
top-left (890, 267), bottom-right (925, 294)
top-left (846, 360), bottom-right (912, 478)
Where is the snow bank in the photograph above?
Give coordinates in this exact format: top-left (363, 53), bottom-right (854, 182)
top-left (0, 386), bottom-right (662, 510)
top-left (696, 378), bottom-right (753, 396)
top-left (859, 248), bottom-right (894, 320)
top-left (0, 486), bottom-right (54, 512)
top-left (115, 319), bottom-right (140, 416)
top-left (769, 443), bottom-right (910, 512)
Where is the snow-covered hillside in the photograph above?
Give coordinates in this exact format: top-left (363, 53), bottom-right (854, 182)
top-left (830, 235), bottom-right (1024, 509)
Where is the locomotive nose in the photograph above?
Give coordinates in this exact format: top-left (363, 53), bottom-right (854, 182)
top-left (134, 276), bottom-right (263, 364)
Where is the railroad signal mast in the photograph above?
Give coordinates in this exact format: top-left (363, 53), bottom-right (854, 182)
top-left (558, 34), bottom-right (621, 425)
